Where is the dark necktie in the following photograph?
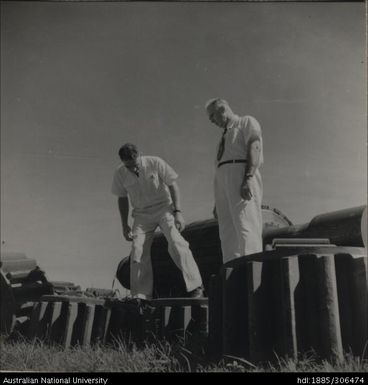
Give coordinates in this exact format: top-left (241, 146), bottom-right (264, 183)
top-left (217, 128), bottom-right (228, 161)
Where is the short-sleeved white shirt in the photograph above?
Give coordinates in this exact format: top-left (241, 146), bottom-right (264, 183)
top-left (111, 156), bottom-right (178, 213)
top-left (218, 115), bottom-right (264, 166)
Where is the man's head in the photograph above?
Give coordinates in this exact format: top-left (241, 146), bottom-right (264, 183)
top-left (118, 143), bottom-right (140, 172)
top-left (205, 98), bottom-right (234, 128)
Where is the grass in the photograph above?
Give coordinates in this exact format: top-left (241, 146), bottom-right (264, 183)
top-left (0, 335), bottom-right (180, 372)
top-left (1, 335), bottom-right (367, 373)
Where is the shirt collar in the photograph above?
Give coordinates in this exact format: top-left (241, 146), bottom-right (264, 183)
top-left (225, 114), bottom-right (241, 130)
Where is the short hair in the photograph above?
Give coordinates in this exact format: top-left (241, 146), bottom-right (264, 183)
top-left (118, 143), bottom-right (139, 161)
top-left (205, 98), bottom-right (230, 113)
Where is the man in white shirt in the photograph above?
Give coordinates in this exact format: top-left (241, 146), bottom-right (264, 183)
top-left (205, 98), bottom-right (264, 263)
top-left (112, 143), bottom-right (203, 299)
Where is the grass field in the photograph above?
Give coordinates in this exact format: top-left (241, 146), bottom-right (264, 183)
top-left (1, 336), bottom-right (367, 373)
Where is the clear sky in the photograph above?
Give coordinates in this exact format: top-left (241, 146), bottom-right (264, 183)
top-left (1, 1), bottom-right (366, 290)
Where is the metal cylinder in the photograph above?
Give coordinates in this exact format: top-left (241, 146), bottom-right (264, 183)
top-left (264, 205), bottom-right (367, 248)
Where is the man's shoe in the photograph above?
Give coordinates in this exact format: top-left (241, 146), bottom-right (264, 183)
top-left (188, 285), bottom-right (204, 298)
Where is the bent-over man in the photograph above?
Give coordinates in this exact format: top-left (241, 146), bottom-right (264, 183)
top-left (112, 143), bottom-right (204, 299)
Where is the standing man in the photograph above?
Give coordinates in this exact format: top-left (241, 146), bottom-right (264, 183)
top-left (205, 98), bottom-right (264, 263)
top-left (112, 143), bottom-right (204, 299)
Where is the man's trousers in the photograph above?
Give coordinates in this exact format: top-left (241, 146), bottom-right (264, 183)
top-left (215, 164), bottom-right (263, 264)
top-left (129, 204), bottom-right (202, 299)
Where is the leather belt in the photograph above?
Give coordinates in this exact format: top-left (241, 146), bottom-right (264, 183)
top-left (217, 159), bottom-right (247, 168)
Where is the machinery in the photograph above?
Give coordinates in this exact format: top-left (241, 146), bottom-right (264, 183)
top-left (1, 205), bottom-right (366, 364)
top-left (134, 205), bottom-right (366, 297)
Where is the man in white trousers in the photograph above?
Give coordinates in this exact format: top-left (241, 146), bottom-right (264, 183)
top-left (205, 98), bottom-right (264, 264)
top-left (112, 143), bottom-right (204, 300)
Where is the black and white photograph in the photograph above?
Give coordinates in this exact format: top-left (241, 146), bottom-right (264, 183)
top-left (0, 0), bottom-right (367, 376)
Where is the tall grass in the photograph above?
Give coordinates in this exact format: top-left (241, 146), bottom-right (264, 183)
top-left (0, 335), bottom-right (181, 372)
top-left (1, 336), bottom-right (367, 372)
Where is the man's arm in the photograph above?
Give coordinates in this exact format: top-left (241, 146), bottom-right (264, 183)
top-left (240, 135), bottom-right (262, 200)
top-left (168, 181), bottom-right (186, 232)
top-left (245, 135), bottom-right (262, 177)
top-left (118, 196), bottom-right (133, 241)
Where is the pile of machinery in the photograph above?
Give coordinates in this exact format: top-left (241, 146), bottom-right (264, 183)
top-left (1, 205), bottom-right (366, 364)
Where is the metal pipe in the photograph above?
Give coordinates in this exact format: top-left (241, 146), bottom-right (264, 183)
top-left (263, 205), bottom-right (367, 248)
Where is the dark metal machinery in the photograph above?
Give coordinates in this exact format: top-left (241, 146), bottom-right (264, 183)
top-left (0, 252), bottom-right (53, 334)
top-left (1, 205), bottom-right (367, 364)
top-left (149, 205), bottom-right (366, 297)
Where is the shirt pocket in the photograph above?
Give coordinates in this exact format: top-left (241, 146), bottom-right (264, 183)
top-left (148, 172), bottom-right (160, 191)
top-left (123, 178), bottom-right (139, 196)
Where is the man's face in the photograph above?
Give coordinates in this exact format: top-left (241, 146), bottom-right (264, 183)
top-left (207, 104), bottom-right (228, 128)
top-left (123, 156), bottom-right (140, 173)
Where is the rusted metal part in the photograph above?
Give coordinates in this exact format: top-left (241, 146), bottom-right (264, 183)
top-left (27, 295), bottom-right (110, 347)
top-left (316, 254), bottom-right (343, 362)
top-left (51, 281), bottom-right (82, 295)
top-left (208, 274), bottom-right (223, 360)
top-left (104, 297), bottom-right (209, 348)
top-left (211, 244), bottom-right (367, 363)
top-left (0, 272), bottom-right (16, 334)
top-left (264, 206), bottom-right (367, 248)
top-left (335, 253), bottom-right (368, 356)
top-left (85, 287), bottom-right (116, 298)
top-left (104, 298), bottom-right (158, 345)
top-left (148, 298), bottom-right (209, 345)
top-left (0, 252), bottom-right (53, 335)
top-left (26, 296), bottom-right (209, 351)
top-left (280, 257), bottom-right (299, 360)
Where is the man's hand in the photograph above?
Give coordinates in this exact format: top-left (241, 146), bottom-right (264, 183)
top-left (122, 225), bottom-right (133, 241)
top-left (174, 212), bottom-right (186, 232)
top-left (240, 179), bottom-right (253, 201)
